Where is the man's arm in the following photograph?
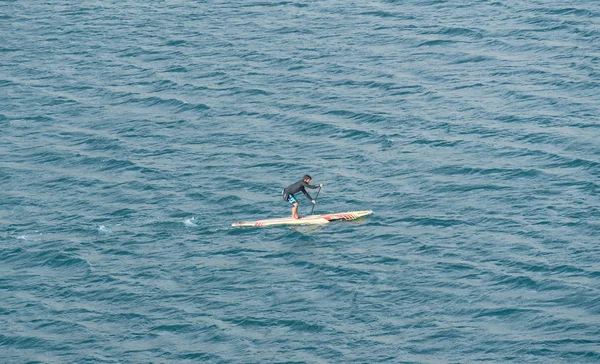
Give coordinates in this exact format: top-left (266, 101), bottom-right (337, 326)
top-left (301, 188), bottom-right (314, 201)
top-left (305, 183), bottom-right (323, 189)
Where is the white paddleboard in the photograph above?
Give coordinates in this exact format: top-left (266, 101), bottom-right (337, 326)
top-left (232, 210), bottom-right (373, 227)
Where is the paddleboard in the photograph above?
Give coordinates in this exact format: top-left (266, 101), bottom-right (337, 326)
top-left (231, 210), bottom-right (373, 227)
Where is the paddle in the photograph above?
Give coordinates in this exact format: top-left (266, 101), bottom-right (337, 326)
top-left (310, 186), bottom-right (322, 215)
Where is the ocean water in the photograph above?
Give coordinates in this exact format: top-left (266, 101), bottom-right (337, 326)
top-left (1, 0), bottom-right (599, 362)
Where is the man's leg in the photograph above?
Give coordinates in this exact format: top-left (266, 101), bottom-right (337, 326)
top-left (292, 202), bottom-right (299, 219)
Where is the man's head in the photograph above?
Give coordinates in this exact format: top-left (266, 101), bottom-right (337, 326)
top-left (303, 174), bottom-right (312, 183)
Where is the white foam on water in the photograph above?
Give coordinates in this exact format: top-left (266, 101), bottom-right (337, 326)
top-left (16, 232), bottom-right (42, 241)
top-left (98, 225), bottom-right (112, 234)
top-left (184, 217), bottom-right (198, 227)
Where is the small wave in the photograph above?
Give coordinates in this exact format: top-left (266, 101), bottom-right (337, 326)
top-left (98, 225), bottom-right (112, 234)
top-left (439, 27), bottom-right (484, 39)
top-left (151, 324), bottom-right (195, 333)
top-left (402, 216), bottom-right (473, 227)
top-left (165, 66), bottom-right (188, 73)
top-left (227, 87), bottom-right (273, 96)
top-left (451, 56), bottom-right (493, 64)
top-left (113, 96), bottom-right (210, 113)
top-left (333, 128), bottom-right (374, 141)
top-left (331, 79), bottom-right (402, 92)
top-left (274, 26), bottom-right (314, 35)
top-left (417, 39), bottom-right (459, 47)
top-left (324, 109), bottom-right (389, 124)
top-left (0, 79), bottom-right (15, 87)
top-left (359, 10), bottom-right (397, 18)
top-left (473, 307), bottom-right (538, 319)
top-left (541, 7), bottom-right (594, 17)
top-left (166, 39), bottom-right (186, 46)
top-left (227, 316), bottom-right (324, 332)
top-left (411, 139), bottom-right (462, 148)
top-left (16, 232), bottom-right (42, 241)
top-left (184, 217), bottom-right (198, 227)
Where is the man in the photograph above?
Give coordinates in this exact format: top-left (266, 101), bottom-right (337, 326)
top-left (282, 175), bottom-right (323, 219)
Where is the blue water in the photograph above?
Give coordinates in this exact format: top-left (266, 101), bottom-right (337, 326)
top-left (1, 0), bottom-right (599, 362)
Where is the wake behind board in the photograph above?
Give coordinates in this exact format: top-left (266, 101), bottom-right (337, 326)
top-left (232, 210), bottom-right (373, 227)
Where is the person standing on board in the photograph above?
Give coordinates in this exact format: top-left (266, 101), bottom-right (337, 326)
top-left (283, 175), bottom-right (323, 219)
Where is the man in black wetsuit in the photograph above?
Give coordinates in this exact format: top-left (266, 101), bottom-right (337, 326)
top-left (282, 175), bottom-right (323, 219)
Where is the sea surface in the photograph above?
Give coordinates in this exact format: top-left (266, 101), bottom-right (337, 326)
top-left (1, 0), bottom-right (599, 363)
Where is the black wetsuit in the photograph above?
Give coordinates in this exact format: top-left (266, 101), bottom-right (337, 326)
top-left (283, 180), bottom-right (320, 202)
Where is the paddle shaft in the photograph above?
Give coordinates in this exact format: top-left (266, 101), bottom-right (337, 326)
top-left (310, 186), bottom-right (322, 215)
